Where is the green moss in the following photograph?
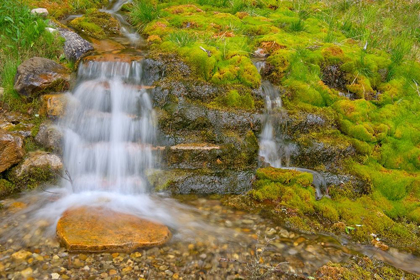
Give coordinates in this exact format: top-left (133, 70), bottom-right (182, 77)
top-left (211, 90), bottom-right (255, 110)
top-left (0, 179), bottom-right (15, 199)
top-left (68, 10), bottom-right (119, 39)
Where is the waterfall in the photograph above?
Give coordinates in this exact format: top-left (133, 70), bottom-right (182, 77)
top-left (61, 60), bottom-right (156, 194)
top-left (258, 80), bottom-right (326, 199)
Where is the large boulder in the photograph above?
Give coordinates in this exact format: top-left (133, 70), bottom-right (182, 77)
top-left (0, 130), bottom-right (24, 173)
top-left (58, 28), bottom-right (93, 62)
top-left (14, 57), bottom-right (70, 97)
top-left (10, 151), bottom-right (63, 189)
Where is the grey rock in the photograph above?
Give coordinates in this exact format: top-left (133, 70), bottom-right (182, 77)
top-left (35, 121), bottom-right (63, 152)
top-left (141, 59), bottom-right (165, 86)
top-left (31, 8), bottom-right (48, 17)
top-left (148, 169), bottom-right (254, 195)
top-left (58, 28), bottom-right (93, 62)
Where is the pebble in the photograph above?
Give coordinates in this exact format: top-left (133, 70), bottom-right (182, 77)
top-left (1, 196), bottom-right (409, 279)
top-left (20, 267), bottom-right (33, 278)
top-left (11, 250), bottom-right (32, 261)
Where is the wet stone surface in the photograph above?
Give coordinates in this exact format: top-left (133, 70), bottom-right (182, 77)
top-left (0, 196), bottom-right (356, 280)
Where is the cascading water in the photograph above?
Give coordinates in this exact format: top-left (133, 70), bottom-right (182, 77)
top-left (62, 60), bottom-right (155, 194)
top-left (258, 79), bottom-right (326, 199)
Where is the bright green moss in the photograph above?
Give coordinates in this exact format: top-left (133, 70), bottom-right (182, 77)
top-left (68, 10), bottom-right (119, 39)
top-left (211, 89), bottom-right (255, 110)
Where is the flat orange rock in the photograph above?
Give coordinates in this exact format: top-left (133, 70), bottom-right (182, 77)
top-left (56, 207), bottom-right (171, 252)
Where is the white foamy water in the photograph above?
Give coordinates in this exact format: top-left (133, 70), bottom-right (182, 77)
top-left (258, 81), bottom-right (326, 198)
top-left (62, 61), bottom-right (155, 194)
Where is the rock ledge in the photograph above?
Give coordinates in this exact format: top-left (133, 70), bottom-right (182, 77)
top-left (56, 207), bottom-right (172, 252)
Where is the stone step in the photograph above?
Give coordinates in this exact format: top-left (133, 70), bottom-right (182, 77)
top-left (57, 207), bottom-right (171, 252)
top-left (147, 169), bottom-right (254, 195)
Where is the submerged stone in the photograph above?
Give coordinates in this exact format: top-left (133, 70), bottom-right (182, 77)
top-left (56, 207), bottom-right (172, 252)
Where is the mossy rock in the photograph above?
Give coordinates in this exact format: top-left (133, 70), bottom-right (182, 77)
top-left (69, 10), bottom-right (120, 39)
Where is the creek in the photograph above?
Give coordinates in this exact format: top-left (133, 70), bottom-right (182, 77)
top-left (0, 0), bottom-right (420, 278)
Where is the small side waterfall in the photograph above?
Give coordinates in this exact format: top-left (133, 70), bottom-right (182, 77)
top-left (259, 81), bottom-right (296, 168)
top-left (258, 80), bottom-right (326, 199)
top-left (62, 60), bottom-right (156, 194)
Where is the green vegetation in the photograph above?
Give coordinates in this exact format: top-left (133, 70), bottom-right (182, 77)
top-left (129, 0), bottom-right (420, 252)
top-left (68, 10), bottom-right (120, 39)
top-left (0, 0), bottom-right (64, 110)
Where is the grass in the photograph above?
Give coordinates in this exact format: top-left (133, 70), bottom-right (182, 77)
top-left (0, 0), bottom-right (64, 110)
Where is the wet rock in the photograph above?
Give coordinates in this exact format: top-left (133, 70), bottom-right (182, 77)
top-left (0, 129), bottom-right (24, 173)
top-left (58, 28), bottom-right (94, 62)
top-left (10, 151), bottom-right (63, 189)
top-left (292, 137), bottom-right (355, 171)
top-left (40, 94), bottom-right (67, 119)
top-left (141, 59), bottom-right (166, 86)
top-left (35, 121), bottom-right (63, 152)
top-left (147, 169), bottom-right (254, 194)
top-left (31, 8), bottom-right (48, 17)
top-left (14, 57), bottom-right (70, 97)
top-left (56, 207), bottom-right (172, 252)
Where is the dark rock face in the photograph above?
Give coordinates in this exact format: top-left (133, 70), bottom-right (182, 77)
top-left (141, 59), bottom-right (166, 86)
top-left (148, 169), bottom-right (254, 195)
top-left (59, 28), bottom-right (94, 62)
top-left (0, 130), bottom-right (24, 173)
top-left (14, 57), bottom-right (70, 97)
top-left (143, 55), bottom-right (261, 194)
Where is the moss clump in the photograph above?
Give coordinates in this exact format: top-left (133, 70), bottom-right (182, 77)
top-left (0, 179), bottom-right (16, 199)
top-left (212, 90), bottom-right (255, 110)
top-left (69, 10), bottom-right (120, 39)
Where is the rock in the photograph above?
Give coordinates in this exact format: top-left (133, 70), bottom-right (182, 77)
top-left (10, 151), bottom-right (63, 189)
top-left (147, 169), bottom-right (254, 194)
top-left (40, 94), bottom-right (67, 118)
top-left (141, 59), bottom-right (166, 86)
top-left (58, 28), bottom-right (94, 62)
top-left (51, 273), bottom-right (60, 279)
top-left (56, 207), bottom-right (172, 252)
top-left (14, 57), bottom-right (70, 97)
top-left (14, 151), bottom-right (62, 177)
top-left (35, 121), bottom-right (63, 152)
top-left (31, 8), bottom-right (48, 17)
top-left (20, 267), bottom-right (33, 278)
top-left (11, 250), bottom-right (32, 261)
top-left (0, 87), bottom-right (4, 98)
top-left (0, 129), bottom-right (24, 173)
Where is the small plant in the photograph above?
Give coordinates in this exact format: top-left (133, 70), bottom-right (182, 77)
top-left (130, 0), bottom-right (160, 27)
top-left (168, 31), bottom-right (196, 47)
top-left (345, 226), bottom-right (355, 234)
top-left (289, 19), bottom-right (305, 32)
